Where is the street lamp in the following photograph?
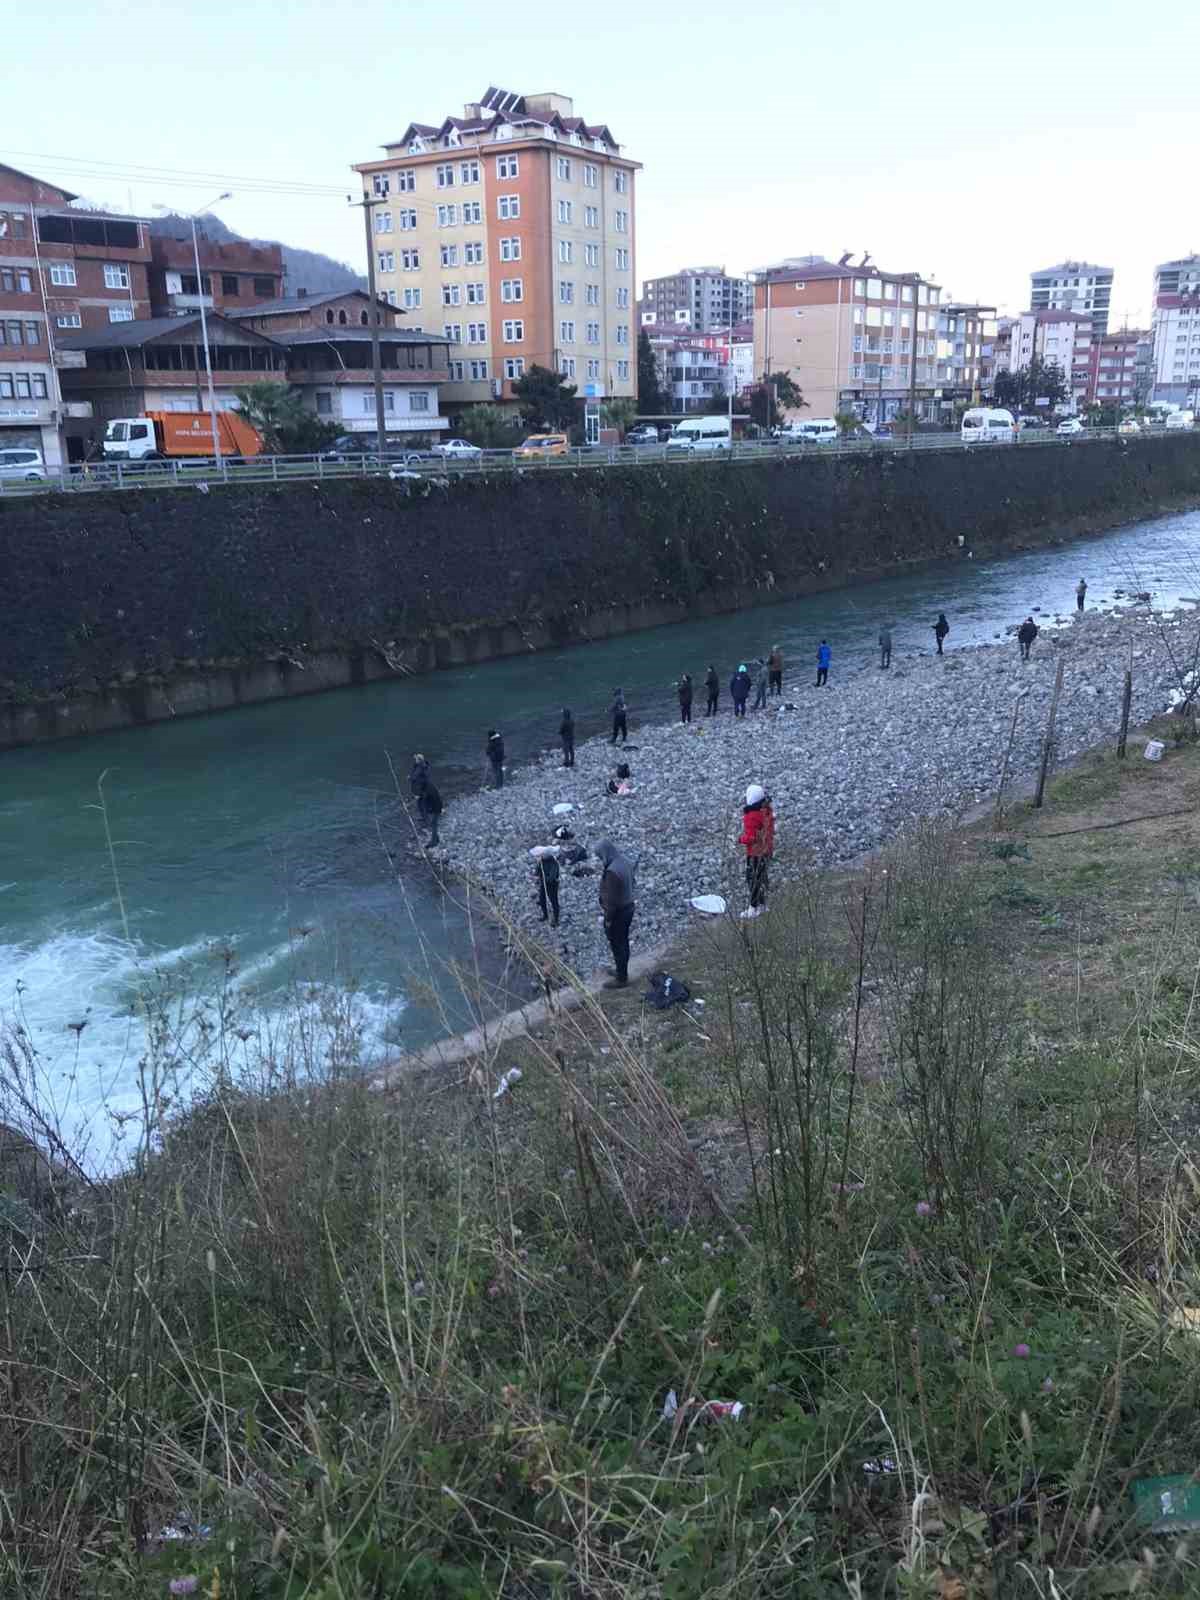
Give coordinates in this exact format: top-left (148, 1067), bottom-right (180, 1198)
top-left (154, 192), bottom-right (231, 462)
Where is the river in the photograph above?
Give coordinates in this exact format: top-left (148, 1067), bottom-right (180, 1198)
top-left (2, 506), bottom-right (1197, 1168)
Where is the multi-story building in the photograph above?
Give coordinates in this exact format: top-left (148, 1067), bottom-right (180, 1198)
top-left (1008, 309), bottom-right (1093, 411)
top-left (933, 302), bottom-right (997, 408)
top-left (989, 318), bottom-right (1015, 386)
top-left (1085, 327), bottom-right (1148, 411)
top-left (639, 266), bottom-right (752, 334)
top-left (1, 162), bottom-right (153, 465)
top-left (751, 255), bottom-right (942, 424)
top-left (149, 232), bottom-right (284, 318)
top-left (728, 319), bottom-right (754, 395)
top-left (58, 294), bottom-right (453, 443)
top-left (352, 87), bottom-right (639, 417)
top-left (664, 339), bottom-right (730, 413)
top-left (1029, 261), bottom-right (1112, 335)
top-left (231, 289), bottom-right (451, 435)
top-left (1150, 255), bottom-right (1200, 406)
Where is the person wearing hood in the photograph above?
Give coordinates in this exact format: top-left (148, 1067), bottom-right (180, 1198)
top-left (610, 688), bottom-right (628, 745)
top-left (559, 707), bottom-right (575, 768)
top-left (595, 838), bottom-right (636, 988)
top-left (486, 729), bottom-right (505, 788)
top-left (704, 664), bottom-right (720, 717)
top-left (752, 658), bottom-right (769, 711)
top-left (1017, 616), bottom-right (1039, 660)
top-left (933, 613), bottom-right (950, 655)
top-left (768, 645), bottom-right (784, 696)
top-left (677, 672), bottom-right (693, 724)
top-left (739, 783), bottom-right (775, 918)
top-left (878, 624), bottom-right (893, 669)
top-left (730, 663), bottom-right (752, 717)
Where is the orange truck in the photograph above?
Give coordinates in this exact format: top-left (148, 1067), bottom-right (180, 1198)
top-left (102, 411), bottom-right (264, 462)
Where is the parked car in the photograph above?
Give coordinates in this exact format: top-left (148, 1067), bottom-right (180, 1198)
top-left (666, 416), bottom-right (732, 453)
top-left (431, 437), bottom-right (483, 460)
top-left (1165, 411), bottom-right (1195, 431)
top-left (0, 447), bottom-right (47, 481)
top-left (1017, 415), bottom-right (1049, 434)
top-left (513, 433), bottom-right (570, 459)
top-left (961, 407), bottom-right (1016, 444)
top-left (782, 418), bottom-right (840, 445)
top-left (1057, 418), bottom-right (1084, 436)
top-left (625, 424), bottom-right (660, 446)
top-left (321, 434), bottom-right (423, 467)
top-left (1117, 418), bottom-right (1141, 436)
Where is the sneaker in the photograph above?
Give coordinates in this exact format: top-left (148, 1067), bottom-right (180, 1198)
top-left (740, 906), bottom-right (763, 920)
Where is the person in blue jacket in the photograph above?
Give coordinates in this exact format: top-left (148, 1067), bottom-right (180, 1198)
top-left (816, 640), bottom-right (831, 686)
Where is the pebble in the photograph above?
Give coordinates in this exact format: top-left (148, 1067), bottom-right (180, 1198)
top-left (436, 609), bottom-right (1194, 980)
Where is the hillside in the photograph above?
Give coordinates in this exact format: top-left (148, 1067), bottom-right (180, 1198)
top-left (148, 210), bottom-right (364, 297)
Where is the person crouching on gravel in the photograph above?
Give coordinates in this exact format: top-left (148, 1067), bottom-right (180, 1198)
top-left (739, 783), bottom-right (775, 919)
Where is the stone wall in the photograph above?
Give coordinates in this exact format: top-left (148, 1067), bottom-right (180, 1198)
top-left (4, 437), bottom-right (1199, 747)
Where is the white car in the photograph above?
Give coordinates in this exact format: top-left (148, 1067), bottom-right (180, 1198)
top-left (1057, 418), bottom-right (1084, 436)
top-left (1117, 418), bottom-right (1141, 436)
top-left (1165, 412), bottom-right (1194, 431)
top-left (431, 438), bottom-right (483, 460)
top-left (0, 447), bottom-right (47, 481)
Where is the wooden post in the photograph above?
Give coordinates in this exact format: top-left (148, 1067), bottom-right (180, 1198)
top-left (1117, 661), bottom-right (1133, 758)
top-left (994, 692), bottom-right (1025, 823)
top-left (1034, 658), bottom-right (1065, 808)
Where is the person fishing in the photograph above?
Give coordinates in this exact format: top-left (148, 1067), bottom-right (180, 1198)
top-left (559, 707), bottom-right (575, 768)
top-left (409, 753), bottom-right (432, 835)
top-left (677, 672), bottom-right (693, 724)
top-left (1076, 577), bottom-right (1088, 612)
top-left (752, 658), bottom-right (769, 711)
top-left (933, 613), bottom-right (950, 655)
top-left (533, 848), bottom-right (560, 927)
top-left (768, 644), bottom-right (784, 696)
top-left (878, 624), bottom-right (892, 669)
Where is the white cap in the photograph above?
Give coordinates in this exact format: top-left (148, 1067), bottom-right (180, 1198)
top-left (745, 784), bottom-right (766, 806)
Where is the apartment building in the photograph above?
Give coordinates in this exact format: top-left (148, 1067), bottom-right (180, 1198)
top-left (1150, 255), bottom-right (1200, 406)
top-left (353, 87), bottom-right (639, 417)
top-left (664, 340), bottom-right (731, 413)
top-left (1085, 327), bottom-right (1148, 410)
top-left (0, 162), bottom-right (153, 465)
top-left (639, 266), bottom-right (753, 334)
top-left (1008, 309), bottom-right (1093, 410)
top-left (149, 232), bottom-right (284, 318)
top-left (1030, 261), bottom-right (1112, 335)
top-left (933, 302), bottom-right (997, 404)
top-left (752, 255), bottom-right (943, 425)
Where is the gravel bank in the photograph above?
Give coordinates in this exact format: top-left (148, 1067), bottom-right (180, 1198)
top-left (433, 607), bottom-right (1196, 982)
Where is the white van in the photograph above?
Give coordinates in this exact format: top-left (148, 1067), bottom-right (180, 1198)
top-left (666, 415), bottom-right (731, 453)
top-left (785, 418), bottom-right (839, 445)
top-left (961, 407), bottom-right (1015, 445)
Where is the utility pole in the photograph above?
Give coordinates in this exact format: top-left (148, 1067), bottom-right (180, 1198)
top-left (349, 192), bottom-right (388, 450)
top-left (908, 276), bottom-right (919, 443)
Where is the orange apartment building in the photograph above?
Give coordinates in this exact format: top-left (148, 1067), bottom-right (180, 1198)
top-left (353, 87), bottom-right (639, 421)
top-left (752, 256), bottom-right (943, 426)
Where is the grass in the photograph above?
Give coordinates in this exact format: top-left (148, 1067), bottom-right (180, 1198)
top-left (8, 735), bottom-right (1200, 1597)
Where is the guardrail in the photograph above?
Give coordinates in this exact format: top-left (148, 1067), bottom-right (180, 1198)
top-left (0, 426), bottom-right (1188, 497)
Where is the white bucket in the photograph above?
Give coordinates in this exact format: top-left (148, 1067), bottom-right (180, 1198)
top-left (1144, 739), bottom-right (1165, 762)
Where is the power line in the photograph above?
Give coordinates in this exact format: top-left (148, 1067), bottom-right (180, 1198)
top-left (0, 147), bottom-right (350, 198)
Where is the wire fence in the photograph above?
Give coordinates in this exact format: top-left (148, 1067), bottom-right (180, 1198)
top-left (0, 425), bottom-right (1190, 497)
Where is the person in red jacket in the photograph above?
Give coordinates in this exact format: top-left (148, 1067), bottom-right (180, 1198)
top-left (739, 783), bottom-right (775, 919)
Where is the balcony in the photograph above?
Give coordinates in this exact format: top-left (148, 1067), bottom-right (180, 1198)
top-left (166, 293), bottom-right (215, 314)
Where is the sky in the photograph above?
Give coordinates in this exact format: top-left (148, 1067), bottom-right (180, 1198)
top-left (8, 0), bottom-right (1198, 328)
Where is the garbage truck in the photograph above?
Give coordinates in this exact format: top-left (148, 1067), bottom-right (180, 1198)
top-left (102, 411), bottom-right (263, 462)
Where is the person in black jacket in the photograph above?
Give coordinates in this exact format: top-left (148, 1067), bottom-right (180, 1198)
top-left (534, 849), bottom-right (561, 926)
top-left (1017, 617), bottom-right (1039, 660)
top-left (610, 688), bottom-right (628, 744)
top-left (933, 613), bottom-right (950, 655)
top-left (730, 663), bottom-right (752, 718)
top-left (486, 729), bottom-right (505, 788)
top-left (677, 673), bottom-right (693, 723)
top-left (409, 753), bottom-right (431, 834)
top-left (704, 664), bottom-right (720, 716)
top-left (559, 707), bottom-right (575, 768)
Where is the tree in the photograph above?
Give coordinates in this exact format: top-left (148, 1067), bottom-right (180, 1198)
top-left (457, 403), bottom-right (522, 449)
top-left (834, 410), bottom-right (862, 437)
top-left (749, 371), bottom-right (805, 431)
top-left (992, 358), bottom-right (1068, 417)
top-left (602, 397), bottom-right (638, 433)
top-left (637, 329), bottom-right (668, 414)
top-left (233, 382), bottom-right (339, 455)
top-left (511, 363), bottom-right (579, 431)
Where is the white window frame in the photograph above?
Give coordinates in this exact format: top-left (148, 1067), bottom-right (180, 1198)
top-left (378, 251), bottom-right (395, 273)
top-left (616, 359), bottom-right (629, 381)
top-left (396, 170), bottom-right (414, 192)
top-left (614, 170), bottom-right (628, 193)
top-left (560, 319), bottom-right (576, 344)
top-left (401, 249), bottom-right (420, 270)
top-left (585, 282), bottom-right (599, 305)
top-left (464, 240), bottom-right (483, 264)
top-left (436, 163), bottom-right (455, 188)
top-left (560, 356), bottom-right (576, 378)
top-left (586, 358), bottom-right (600, 378)
top-left (466, 281), bottom-right (486, 305)
top-left (444, 322), bottom-right (462, 342)
top-left (558, 239), bottom-right (573, 264)
top-left (615, 324), bottom-right (629, 345)
top-left (442, 283), bottom-right (461, 306)
top-left (410, 390), bottom-right (431, 412)
top-left (459, 160), bottom-right (480, 184)
top-left (583, 163), bottom-right (598, 188)
top-left (503, 319), bottom-right (524, 342)
top-left (49, 262), bottom-right (76, 286)
top-left (103, 263), bottom-right (130, 289)
top-left (437, 203), bottom-right (459, 227)
top-left (467, 321), bottom-right (487, 344)
top-left (498, 194), bottom-right (520, 220)
top-left (496, 154), bottom-right (520, 179)
top-left (499, 235), bottom-right (522, 261)
top-left (462, 201), bottom-right (482, 224)
top-left (613, 210), bottom-right (628, 234)
top-left (559, 280), bottom-right (574, 303)
top-left (615, 248), bottom-right (629, 271)
top-left (501, 278), bottom-right (523, 303)
top-left (403, 287), bottom-right (421, 308)
top-left (616, 287), bottom-right (629, 308)
top-left (399, 209), bottom-right (417, 230)
top-left (585, 205), bottom-right (599, 228)
top-left (447, 359), bottom-right (465, 381)
top-left (586, 320), bottom-right (600, 343)
top-left (556, 156), bottom-right (572, 180)
top-left (374, 211), bottom-right (393, 233)
top-left (440, 244), bottom-right (459, 268)
top-left (504, 356), bottom-right (525, 379)
top-left (56, 313), bottom-right (82, 328)
top-left (557, 199), bottom-right (573, 224)
top-left (372, 173), bottom-right (391, 196)
top-left (108, 305), bottom-right (134, 322)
